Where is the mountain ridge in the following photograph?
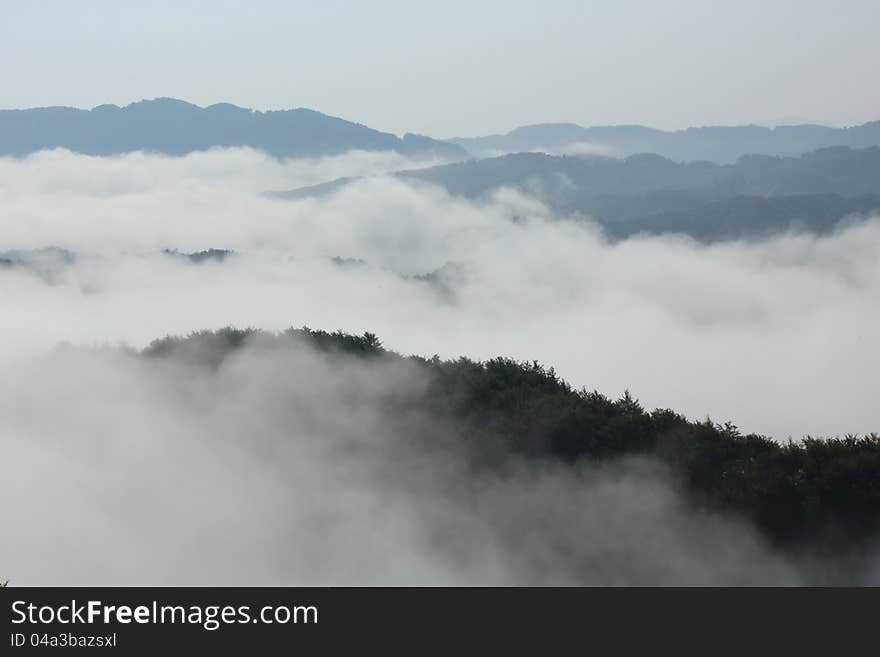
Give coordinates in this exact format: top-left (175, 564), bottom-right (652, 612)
top-left (450, 120), bottom-right (880, 163)
top-left (0, 97), bottom-right (468, 159)
top-left (275, 147), bottom-right (880, 241)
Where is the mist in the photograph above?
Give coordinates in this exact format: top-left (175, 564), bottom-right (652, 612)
top-left (1, 148), bottom-right (877, 439)
top-left (1, 148), bottom-right (879, 585)
top-left (5, 338), bottom-right (829, 586)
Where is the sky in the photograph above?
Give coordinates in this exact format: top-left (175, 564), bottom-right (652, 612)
top-left (1, 0), bottom-right (878, 137)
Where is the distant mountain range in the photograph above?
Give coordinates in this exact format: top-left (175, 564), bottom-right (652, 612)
top-left (607, 193), bottom-right (880, 241)
top-left (5, 98), bottom-right (879, 165)
top-left (401, 146), bottom-right (880, 202)
top-left (450, 121), bottom-right (880, 163)
top-left (278, 146), bottom-right (880, 241)
top-left (0, 98), bottom-right (467, 159)
top-left (5, 97), bottom-right (880, 240)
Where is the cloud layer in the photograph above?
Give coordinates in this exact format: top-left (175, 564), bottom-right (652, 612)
top-left (1, 148), bottom-right (878, 584)
top-left (0, 340), bottom-right (826, 585)
top-left (1, 148), bottom-right (877, 440)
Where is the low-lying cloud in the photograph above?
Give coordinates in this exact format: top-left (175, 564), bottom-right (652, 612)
top-left (0, 147), bottom-right (878, 584)
top-left (1, 148), bottom-right (877, 440)
top-left (0, 340), bottom-right (842, 585)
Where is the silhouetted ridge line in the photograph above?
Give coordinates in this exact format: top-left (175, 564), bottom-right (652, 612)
top-left (451, 120), bottom-right (880, 163)
top-left (141, 325), bottom-right (880, 558)
top-left (0, 98), bottom-right (468, 159)
top-left (276, 147), bottom-right (880, 241)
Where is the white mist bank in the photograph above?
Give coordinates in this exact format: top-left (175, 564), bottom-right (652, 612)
top-left (1, 147), bottom-right (878, 586)
top-left (0, 342), bottom-right (818, 585)
top-left (1, 148), bottom-right (877, 440)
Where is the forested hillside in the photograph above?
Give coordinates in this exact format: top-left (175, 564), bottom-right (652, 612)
top-left (0, 98), bottom-right (466, 159)
top-left (450, 121), bottom-right (880, 162)
top-left (276, 146), bottom-right (880, 241)
top-left (143, 326), bottom-right (880, 572)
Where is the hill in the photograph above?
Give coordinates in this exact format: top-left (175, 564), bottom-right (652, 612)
top-left (141, 325), bottom-right (880, 579)
top-left (277, 147), bottom-right (880, 241)
top-left (451, 121), bottom-right (880, 163)
top-left (0, 98), bottom-right (468, 159)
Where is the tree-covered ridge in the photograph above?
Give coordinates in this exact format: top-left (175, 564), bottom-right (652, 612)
top-left (0, 98), bottom-right (467, 159)
top-left (142, 327), bottom-right (880, 556)
top-left (278, 147), bottom-right (880, 242)
top-left (399, 147), bottom-right (880, 205)
top-left (601, 193), bottom-right (880, 241)
top-left (450, 120), bottom-right (880, 163)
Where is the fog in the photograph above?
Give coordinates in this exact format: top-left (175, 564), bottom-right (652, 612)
top-left (1, 148), bottom-right (878, 584)
top-left (2, 148), bottom-right (877, 439)
top-left (4, 341), bottom-right (817, 585)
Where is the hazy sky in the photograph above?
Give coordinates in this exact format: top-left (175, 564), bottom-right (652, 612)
top-left (1, 0), bottom-right (878, 136)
